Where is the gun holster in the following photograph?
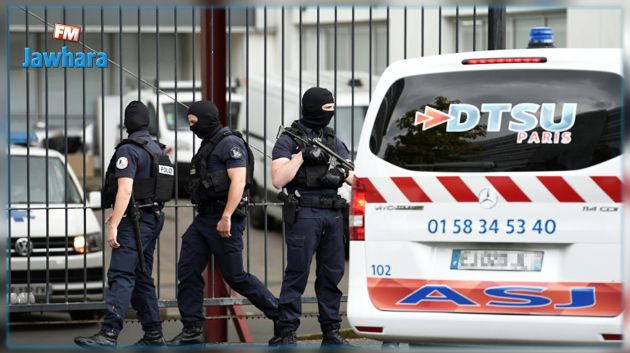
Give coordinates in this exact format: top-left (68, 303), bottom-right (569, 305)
top-left (216, 200), bottom-right (248, 218)
top-left (235, 200), bottom-right (248, 218)
top-left (278, 189), bottom-right (300, 225)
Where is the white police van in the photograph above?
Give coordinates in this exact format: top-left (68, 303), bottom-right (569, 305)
top-left (9, 137), bottom-right (104, 319)
top-left (347, 46), bottom-right (623, 344)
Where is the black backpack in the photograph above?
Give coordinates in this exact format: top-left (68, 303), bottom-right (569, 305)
top-left (102, 138), bottom-right (174, 209)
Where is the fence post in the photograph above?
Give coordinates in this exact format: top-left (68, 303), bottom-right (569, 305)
top-left (488, 6), bottom-right (506, 50)
top-left (201, 7), bottom-right (228, 343)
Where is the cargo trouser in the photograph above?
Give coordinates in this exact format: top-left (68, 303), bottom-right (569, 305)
top-left (176, 212), bottom-right (279, 328)
top-left (278, 207), bottom-right (345, 333)
top-left (102, 210), bottom-right (164, 333)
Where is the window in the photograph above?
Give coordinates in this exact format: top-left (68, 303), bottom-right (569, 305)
top-left (163, 101), bottom-right (192, 131)
top-left (10, 156), bottom-right (83, 204)
top-left (332, 106), bottom-right (367, 154)
top-left (147, 103), bottom-right (159, 136)
top-left (370, 70), bottom-right (621, 172)
top-left (303, 22), bottom-right (388, 74)
top-left (459, 12), bottom-right (567, 51)
top-left (228, 101), bottom-right (241, 129)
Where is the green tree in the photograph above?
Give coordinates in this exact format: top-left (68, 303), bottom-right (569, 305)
top-left (384, 96), bottom-right (486, 168)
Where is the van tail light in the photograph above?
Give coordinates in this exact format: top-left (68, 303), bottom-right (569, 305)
top-left (350, 178), bottom-right (366, 241)
top-left (601, 334), bottom-right (622, 341)
top-left (355, 326), bottom-right (383, 333)
top-left (462, 57), bottom-right (547, 65)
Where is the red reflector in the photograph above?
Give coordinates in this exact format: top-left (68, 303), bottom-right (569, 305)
top-left (350, 178), bottom-right (367, 241)
top-left (602, 334), bottom-right (623, 341)
top-left (356, 326), bottom-right (383, 333)
top-left (462, 57), bottom-right (547, 65)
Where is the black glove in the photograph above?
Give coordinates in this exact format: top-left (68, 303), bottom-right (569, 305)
top-left (302, 146), bottom-right (328, 164)
top-left (319, 167), bottom-right (348, 188)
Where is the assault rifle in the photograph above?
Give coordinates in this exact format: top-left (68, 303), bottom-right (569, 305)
top-left (277, 125), bottom-right (355, 172)
top-left (128, 195), bottom-right (146, 273)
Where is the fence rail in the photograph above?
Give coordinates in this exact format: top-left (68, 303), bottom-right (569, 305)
top-left (7, 4), bottom-right (497, 317)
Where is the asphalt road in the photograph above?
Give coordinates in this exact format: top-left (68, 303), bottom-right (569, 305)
top-left (8, 200), bottom-right (356, 346)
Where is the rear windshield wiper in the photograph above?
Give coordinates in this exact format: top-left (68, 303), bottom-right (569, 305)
top-left (404, 161), bottom-right (497, 171)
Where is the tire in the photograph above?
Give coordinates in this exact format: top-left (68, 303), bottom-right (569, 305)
top-left (70, 310), bottom-right (103, 321)
top-left (176, 162), bottom-right (190, 199)
top-left (177, 180), bottom-right (190, 199)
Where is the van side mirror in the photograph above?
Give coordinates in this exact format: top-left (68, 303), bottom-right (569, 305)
top-left (88, 191), bottom-right (101, 209)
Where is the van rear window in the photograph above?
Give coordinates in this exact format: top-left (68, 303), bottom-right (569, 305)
top-left (369, 70), bottom-right (621, 172)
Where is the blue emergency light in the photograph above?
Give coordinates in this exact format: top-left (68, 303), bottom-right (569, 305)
top-left (10, 131), bottom-right (38, 145)
top-left (528, 27), bottom-right (555, 48)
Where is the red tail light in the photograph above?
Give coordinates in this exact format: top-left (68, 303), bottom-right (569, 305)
top-left (350, 178), bottom-right (366, 241)
top-left (355, 326), bottom-right (383, 333)
top-left (462, 57), bottom-right (547, 65)
top-left (601, 334), bottom-right (622, 341)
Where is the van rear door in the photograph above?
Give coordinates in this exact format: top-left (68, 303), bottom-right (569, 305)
top-left (359, 68), bottom-right (622, 317)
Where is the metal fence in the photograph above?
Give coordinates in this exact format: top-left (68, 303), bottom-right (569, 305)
top-left (7, 4), bottom-right (500, 324)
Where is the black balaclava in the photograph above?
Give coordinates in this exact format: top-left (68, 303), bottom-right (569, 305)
top-left (124, 100), bottom-right (150, 134)
top-left (301, 87), bottom-right (335, 130)
top-left (187, 100), bottom-right (222, 139)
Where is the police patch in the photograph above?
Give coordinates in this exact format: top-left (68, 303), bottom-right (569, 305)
top-left (116, 157), bottom-right (128, 169)
top-left (230, 147), bottom-right (243, 159)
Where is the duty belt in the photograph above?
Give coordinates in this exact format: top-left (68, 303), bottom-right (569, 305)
top-left (126, 202), bottom-right (162, 220)
top-left (197, 203), bottom-right (226, 215)
top-left (298, 196), bottom-right (346, 209)
top-left (136, 199), bottom-right (164, 210)
top-left (197, 201), bottom-right (247, 218)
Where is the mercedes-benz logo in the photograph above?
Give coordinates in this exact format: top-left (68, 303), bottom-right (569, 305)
top-left (478, 188), bottom-right (498, 209)
top-left (15, 238), bottom-right (33, 257)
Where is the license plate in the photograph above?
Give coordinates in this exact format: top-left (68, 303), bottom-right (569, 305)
top-left (11, 284), bottom-right (48, 296)
top-left (451, 250), bottom-right (543, 271)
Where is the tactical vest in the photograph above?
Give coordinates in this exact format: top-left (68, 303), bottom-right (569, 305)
top-left (186, 130), bottom-right (254, 205)
top-left (102, 138), bottom-right (174, 209)
top-left (285, 121), bottom-right (338, 190)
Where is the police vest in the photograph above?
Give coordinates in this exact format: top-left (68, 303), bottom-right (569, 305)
top-left (186, 130), bottom-right (254, 205)
top-left (102, 138), bottom-right (174, 209)
top-left (285, 121), bottom-right (338, 190)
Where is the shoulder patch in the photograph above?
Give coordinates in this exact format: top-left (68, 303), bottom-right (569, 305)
top-left (230, 146), bottom-right (243, 160)
top-left (116, 157), bottom-right (129, 170)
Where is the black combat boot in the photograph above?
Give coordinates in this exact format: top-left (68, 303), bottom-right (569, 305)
top-left (167, 326), bottom-right (204, 346)
top-left (74, 330), bottom-right (118, 348)
top-left (321, 329), bottom-right (350, 346)
top-left (133, 329), bottom-right (165, 346)
top-left (278, 330), bottom-right (297, 346)
top-left (267, 321), bottom-right (282, 345)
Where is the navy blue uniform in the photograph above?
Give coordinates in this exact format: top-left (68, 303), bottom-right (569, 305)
top-left (177, 127), bottom-right (279, 329)
top-left (272, 121), bottom-right (350, 334)
top-left (102, 130), bottom-right (165, 334)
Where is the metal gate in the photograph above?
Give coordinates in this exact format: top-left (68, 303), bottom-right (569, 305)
top-left (6, 3), bottom-right (514, 333)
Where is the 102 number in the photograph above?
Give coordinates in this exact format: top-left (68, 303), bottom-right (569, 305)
top-left (371, 264), bottom-right (391, 276)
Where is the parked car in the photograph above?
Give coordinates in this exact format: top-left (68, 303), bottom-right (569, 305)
top-left (9, 140), bottom-right (104, 320)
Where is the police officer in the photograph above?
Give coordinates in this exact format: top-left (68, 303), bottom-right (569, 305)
top-left (270, 87), bottom-right (354, 345)
top-left (75, 101), bottom-right (170, 348)
top-left (168, 100), bottom-right (280, 345)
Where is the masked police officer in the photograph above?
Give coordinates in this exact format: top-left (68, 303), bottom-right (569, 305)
top-left (75, 101), bottom-right (173, 348)
top-left (270, 87), bottom-right (354, 346)
top-left (168, 100), bottom-right (280, 345)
